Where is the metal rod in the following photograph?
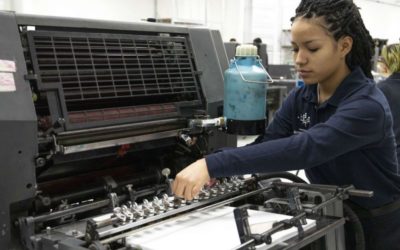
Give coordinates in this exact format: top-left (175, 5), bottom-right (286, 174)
top-left (57, 118), bottom-right (186, 137)
top-left (284, 218), bottom-right (346, 250)
top-left (311, 196), bottom-right (340, 213)
top-left (274, 182), bottom-right (373, 198)
top-left (61, 129), bottom-right (182, 154)
top-left (230, 239), bottom-right (255, 250)
top-left (32, 199), bottom-right (111, 223)
top-left (196, 186), bottom-right (272, 213)
top-left (263, 212), bottom-right (306, 238)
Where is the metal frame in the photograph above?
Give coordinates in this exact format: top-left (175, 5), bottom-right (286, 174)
top-left (0, 11), bottom-right (233, 250)
top-left (26, 29), bottom-right (202, 131)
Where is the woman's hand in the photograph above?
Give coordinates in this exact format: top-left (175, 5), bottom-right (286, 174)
top-left (172, 158), bottom-right (211, 200)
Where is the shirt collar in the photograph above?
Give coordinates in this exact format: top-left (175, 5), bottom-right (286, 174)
top-left (302, 67), bottom-right (370, 107)
top-left (303, 83), bottom-right (318, 105)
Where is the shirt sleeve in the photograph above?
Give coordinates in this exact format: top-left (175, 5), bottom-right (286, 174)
top-left (206, 97), bottom-right (386, 178)
top-left (378, 84), bottom-right (396, 112)
top-left (251, 89), bottom-right (296, 144)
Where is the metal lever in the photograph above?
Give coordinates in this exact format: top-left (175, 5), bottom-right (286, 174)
top-left (161, 168), bottom-right (173, 196)
top-left (233, 206), bottom-right (306, 248)
top-left (287, 187), bottom-right (307, 225)
top-left (234, 207), bottom-right (253, 247)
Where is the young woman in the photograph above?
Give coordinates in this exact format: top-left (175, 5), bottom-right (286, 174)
top-left (173, 0), bottom-right (400, 249)
top-left (378, 43), bottom-right (400, 167)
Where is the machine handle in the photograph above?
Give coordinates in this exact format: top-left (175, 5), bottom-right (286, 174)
top-left (233, 58), bottom-right (274, 84)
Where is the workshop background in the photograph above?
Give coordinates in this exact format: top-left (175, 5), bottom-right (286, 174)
top-left (0, 0), bottom-right (399, 65)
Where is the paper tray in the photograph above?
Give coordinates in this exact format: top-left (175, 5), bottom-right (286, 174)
top-left (125, 206), bottom-right (316, 250)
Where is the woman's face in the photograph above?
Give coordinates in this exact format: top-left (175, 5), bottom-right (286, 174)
top-left (291, 17), bottom-right (350, 85)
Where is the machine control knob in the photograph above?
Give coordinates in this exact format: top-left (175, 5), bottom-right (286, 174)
top-left (198, 189), bottom-right (210, 200)
top-left (162, 194), bottom-right (172, 209)
top-left (218, 186), bottom-right (226, 193)
top-left (173, 197), bottom-right (183, 208)
top-left (225, 182), bottom-right (234, 191)
top-left (231, 177), bottom-right (242, 190)
top-left (152, 197), bottom-right (165, 213)
top-left (142, 199), bottom-right (154, 217)
top-left (130, 202), bottom-right (144, 219)
top-left (113, 207), bottom-right (127, 223)
top-left (162, 168), bottom-right (173, 196)
top-left (210, 188), bottom-right (218, 197)
top-left (161, 168), bottom-right (171, 178)
top-left (121, 205), bottom-right (134, 221)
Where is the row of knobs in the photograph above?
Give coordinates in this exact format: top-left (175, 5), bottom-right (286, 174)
top-left (113, 194), bottom-right (170, 222)
top-left (112, 177), bottom-right (244, 223)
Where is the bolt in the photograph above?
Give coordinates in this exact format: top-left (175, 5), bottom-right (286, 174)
top-left (85, 233), bottom-right (92, 242)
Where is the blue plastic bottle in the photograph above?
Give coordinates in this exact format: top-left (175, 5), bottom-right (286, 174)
top-left (224, 45), bottom-right (272, 135)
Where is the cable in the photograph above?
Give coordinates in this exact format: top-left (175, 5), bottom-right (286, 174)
top-left (252, 171), bottom-right (307, 183)
top-left (343, 202), bottom-right (366, 250)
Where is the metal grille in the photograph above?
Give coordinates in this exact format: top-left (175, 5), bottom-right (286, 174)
top-left (27, 31), bottom-right (201, 113)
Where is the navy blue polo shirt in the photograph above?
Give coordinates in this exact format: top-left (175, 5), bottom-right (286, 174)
top-left (206, 67), bottom-right (400, 208)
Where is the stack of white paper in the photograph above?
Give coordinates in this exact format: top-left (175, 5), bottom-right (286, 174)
top-left (125, 206), bottom-right (316, 250)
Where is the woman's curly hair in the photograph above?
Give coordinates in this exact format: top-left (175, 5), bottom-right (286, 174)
top-left (291, 0), bottom-right (374, 78)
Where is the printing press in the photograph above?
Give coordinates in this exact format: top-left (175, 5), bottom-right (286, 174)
top-left (0, 12), bottom-right (373, 250)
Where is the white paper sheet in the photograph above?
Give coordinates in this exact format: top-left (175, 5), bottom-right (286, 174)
top-left (125, 206), bottom-right (315, 250)
top-left (0, 72), bottom-right (16, 92)
top-left (0, 59), bottom-right (16, 72)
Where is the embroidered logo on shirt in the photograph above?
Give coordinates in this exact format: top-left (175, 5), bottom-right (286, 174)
top-left (298, 113), bottom-right (311, 128)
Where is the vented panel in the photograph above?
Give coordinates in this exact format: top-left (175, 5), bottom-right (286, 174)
top-left (27, 31), bottom-right (202, 115)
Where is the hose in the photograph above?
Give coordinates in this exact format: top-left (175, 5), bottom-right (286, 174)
top-left (252, 171), bottom-right (307, 184)
top-left (343, 201), bottom-right (366, 250)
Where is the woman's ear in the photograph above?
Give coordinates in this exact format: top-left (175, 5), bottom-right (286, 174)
top-left (339, 36), bottom-right (353, 58)
top-left (377, 61), bottom-right (391, 76)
